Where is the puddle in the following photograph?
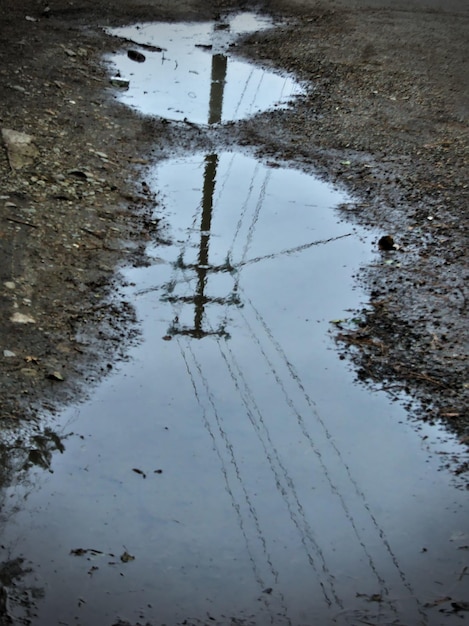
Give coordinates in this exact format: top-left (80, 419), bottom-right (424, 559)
top-left (107, 13), bottom-right (303, 123)
top-left (1, 13), bottom-right (468, 626)
top-left (2, 151), bottom-right (468, 626)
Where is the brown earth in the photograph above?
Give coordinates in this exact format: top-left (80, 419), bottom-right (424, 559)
top-left (0, 0), bottom-right (468, 486)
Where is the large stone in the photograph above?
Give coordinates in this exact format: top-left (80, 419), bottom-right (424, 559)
top-left (1, 128), bottom-right (39, 170)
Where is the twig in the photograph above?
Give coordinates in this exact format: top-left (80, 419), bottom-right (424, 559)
top-left (5, 216), bottom-right (38, 228)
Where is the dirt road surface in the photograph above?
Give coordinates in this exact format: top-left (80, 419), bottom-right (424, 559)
top-left (0, 0), bottom-right (468, 623)
top-left (2, 0), bottom-right (467, 466)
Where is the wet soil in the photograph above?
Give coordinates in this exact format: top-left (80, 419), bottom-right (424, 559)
top-left (0, 0), bottom-right (467, 565)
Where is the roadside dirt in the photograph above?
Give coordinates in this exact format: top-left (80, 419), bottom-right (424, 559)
top-left (0, 0), bottom-right (467, 486)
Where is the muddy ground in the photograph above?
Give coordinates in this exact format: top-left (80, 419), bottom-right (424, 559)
top-left (0, 0), bottom-right (468, 491)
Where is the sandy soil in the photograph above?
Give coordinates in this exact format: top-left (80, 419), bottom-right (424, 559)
top-left (0, 0), bottom-right (467, 481)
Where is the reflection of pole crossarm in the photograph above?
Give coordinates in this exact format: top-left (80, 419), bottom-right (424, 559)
top-left (164, 293), bottom-right (240, 306)
top-left (166, 154), bottom-right (239, 339)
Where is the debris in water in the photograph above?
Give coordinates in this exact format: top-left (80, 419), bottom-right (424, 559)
top-left (120, 551), bottom-right (135, 563)
top-left (71, 548), bottom-right (87, 557)
top-left (424, 596), bottom-right (452, 608)
top-left (110, 76), bottom-right (130, 89)
top-left (70, 548), bottom-right (104, 557)
top-left (127, 50), bottom-right (146, 63)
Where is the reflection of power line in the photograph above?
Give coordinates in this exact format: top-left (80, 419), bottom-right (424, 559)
top-left (138, 231), bottom-right (352, 298)
top-left (207, 159), bottom-right (343, 609)
top-left (238, 290), bottom-right (426, 620)
top-left (189, 155), bottom-right (343, 609)
top-left (178, 338), bottom-right (288, 623)
top-left (199, 149), bottom-right (417, 617)
top-left (218, 159), bottom-right (410, 608)
top-left (217, 159), bottom-right (342, 602)
top-left (227, 160), bottom-right (261, 260)
top-left (235, 304), bottom-right (390, 598)
top-left (215, 337), bottom-right (341, 609)
top-left (239, 170), bottom-right (271, 267)
top-left (235, 232), bottom-right (352, 268)
top-left (233, 67), bottom-right (255, 119)
top-left (247, 70), bottom-right (266, 116)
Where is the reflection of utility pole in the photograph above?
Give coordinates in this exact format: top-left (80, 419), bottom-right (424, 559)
top-left (208, 54), bottom-right (227, 124)
top-left (165, 151), bottom-right (239, 339)
top-left (164, 42), bottom-right (239, 339)
top-left (194, 154), bottom-right (216, 332)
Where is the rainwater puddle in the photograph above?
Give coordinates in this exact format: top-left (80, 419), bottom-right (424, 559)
top-left (107, 13), bottom-right (303, 123)
top-left (1, 13), bottom-right (468, 626)
top-left (2, 151), bottom-right (468, 626)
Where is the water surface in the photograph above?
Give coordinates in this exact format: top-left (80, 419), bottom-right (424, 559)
top-left (107, 13), bottom-right (303, 123)
top-left (2, 151), bottom-right (468, 626)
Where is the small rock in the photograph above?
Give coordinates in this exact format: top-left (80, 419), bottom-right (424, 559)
top-left (11, 312), bottom-right (36, 324)
top-left (46, 371), bottom-right (65, 381)
top-left (67, 169), bottom-right (94, 180)
top-left (24, 355), bottom-right (40, 364)
top-left (378, 235), bottom-right (396, 251)
top-left (1, 128), bottom-right (39, 170)
top-left (3, 350), bottom-right (16, 358)
top-left (21, 368), bottom-right (39, 378)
